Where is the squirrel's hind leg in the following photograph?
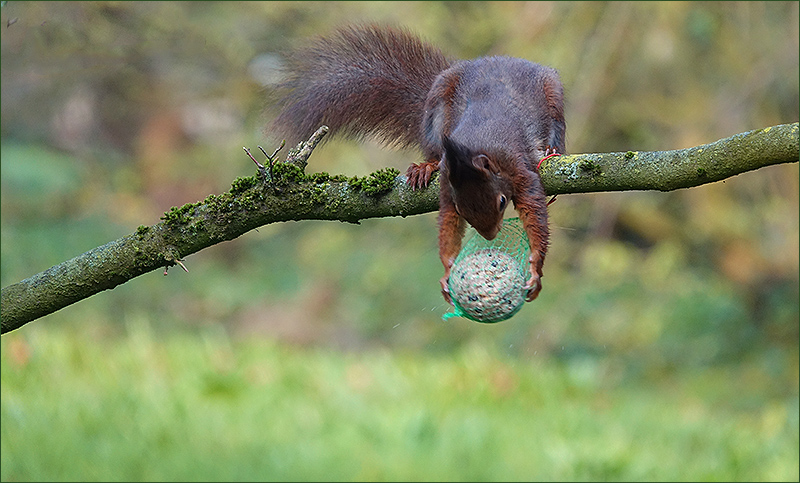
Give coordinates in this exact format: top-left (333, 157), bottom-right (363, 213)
top-left (406, 159), bottom-right (440, 190)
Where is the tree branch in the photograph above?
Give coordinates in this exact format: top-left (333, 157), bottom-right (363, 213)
top-left (541, 123), bottom-right (799, 194)
top-left (1, 122), bottom-right (797, 334)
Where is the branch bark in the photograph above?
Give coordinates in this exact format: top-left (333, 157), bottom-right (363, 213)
top-left (1, 122), bottom-right (798, 334)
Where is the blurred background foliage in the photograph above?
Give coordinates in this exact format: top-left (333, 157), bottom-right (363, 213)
top-left (1, 1), bottom-right (798, 480)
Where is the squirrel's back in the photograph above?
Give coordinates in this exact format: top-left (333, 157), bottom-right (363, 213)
top-left (270, 25), bottom-right (452, 148)
top-left (435, 56), bottom-right (566, 157)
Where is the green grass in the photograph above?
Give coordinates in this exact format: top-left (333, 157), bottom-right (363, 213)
top-left (2, 325), bottom-right (797, 481)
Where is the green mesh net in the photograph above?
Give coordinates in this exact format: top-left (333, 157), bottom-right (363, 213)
top-left (443, 217), bottom-right (531, 323)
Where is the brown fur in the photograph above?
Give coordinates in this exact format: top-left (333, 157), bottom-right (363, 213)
top-left (271, 25), bottom-right (566, 304)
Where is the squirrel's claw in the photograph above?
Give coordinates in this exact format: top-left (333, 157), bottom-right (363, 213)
top-left (536, 146), bottom-right (561, 171)
top-left (405, 164), bottom-right (421, 189)
top-left (524, 256), bottom-right (542, 302)
top-left (405, 161), bottom-right (438, 190)
top-left (439, 275), bottom-right (453, 306)
top-left (523, 274), bottom-right (542, 302)
top-left (405, 163), bottom-right (428, 189)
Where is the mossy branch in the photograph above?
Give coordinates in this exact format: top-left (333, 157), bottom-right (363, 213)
top-left (540, 123), bottom-right (799, 194)
top-left (1, 122), bottom-right (798, 334)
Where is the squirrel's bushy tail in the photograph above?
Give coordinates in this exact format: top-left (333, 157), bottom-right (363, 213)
top-left (270, 25), bottom-right (451, 148)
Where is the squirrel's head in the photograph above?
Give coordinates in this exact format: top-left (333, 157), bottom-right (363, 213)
top-left (442, 136), bottom-right (512, 240)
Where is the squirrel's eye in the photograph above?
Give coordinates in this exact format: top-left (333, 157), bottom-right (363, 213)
top-left (498, 195), bottom-right (507, 211)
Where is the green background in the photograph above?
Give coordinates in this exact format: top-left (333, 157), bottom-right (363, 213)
top-left (1, 2), bottom-right (798, 480)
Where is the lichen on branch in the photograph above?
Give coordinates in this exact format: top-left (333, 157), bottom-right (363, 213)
top-left (1, 122), bottom-right (797, 334)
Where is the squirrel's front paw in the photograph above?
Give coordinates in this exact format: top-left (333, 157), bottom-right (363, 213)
top-left (524, 273), bottom-right (542, 302)
top-left (439, 275), bottom-right (453, 306)
top-left (405, 161), bottom-right (437, 190)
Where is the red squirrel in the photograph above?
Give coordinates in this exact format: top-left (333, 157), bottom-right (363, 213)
top-left (271, 25), bottom-right (566, 305)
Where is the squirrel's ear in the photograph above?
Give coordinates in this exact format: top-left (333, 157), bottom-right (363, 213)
top-left (443, 136), bottom-right (491, 181)
top-left (471, 154), bottom-right (497, 175)
top-left (442, 135), bottom-right (466, 163)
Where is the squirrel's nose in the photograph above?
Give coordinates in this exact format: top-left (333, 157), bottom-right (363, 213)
top-left (475, 225), bottom-right (500, 241)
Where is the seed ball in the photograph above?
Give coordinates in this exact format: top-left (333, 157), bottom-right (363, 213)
top-left (448, 248), bottom-right (526, 323)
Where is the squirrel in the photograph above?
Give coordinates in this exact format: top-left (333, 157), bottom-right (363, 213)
top-left (270, 25), bottom-right (566, 305)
